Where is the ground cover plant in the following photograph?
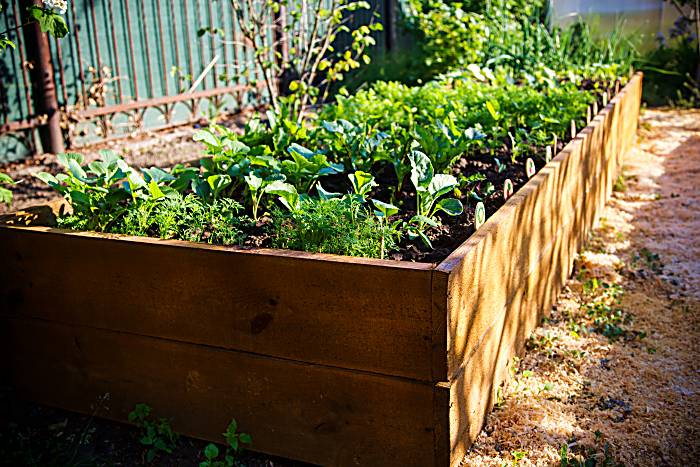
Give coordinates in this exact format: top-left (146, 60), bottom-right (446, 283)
top-left (34, 64), bottom-right (626, 261)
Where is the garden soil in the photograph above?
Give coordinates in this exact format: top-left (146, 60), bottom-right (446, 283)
top-left (460, 108), bottom-right (700, 466)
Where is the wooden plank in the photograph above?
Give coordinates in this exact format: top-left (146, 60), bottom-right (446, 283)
top-left (0, 226), bottom-right (436, 382)
top-left (437, 74), bottom-right (642, 382)
top-left (0, 316), bottom-right (444, 467)
top-left (437, 74), bottom-right (643, 465)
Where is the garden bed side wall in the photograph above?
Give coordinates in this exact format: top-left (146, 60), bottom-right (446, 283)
top-left (433, 73), bottom-right (643, 466)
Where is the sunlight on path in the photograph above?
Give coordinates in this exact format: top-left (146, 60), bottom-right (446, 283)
top-left (461, 109), bottom-right (700, 467)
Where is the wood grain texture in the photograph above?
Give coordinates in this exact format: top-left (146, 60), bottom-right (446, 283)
top-left (0, 316), bottom-right (447, 467)
top-left (0, 226), bottom-right (435, 382)
top-left (439, 74), bottom-right (643, 466)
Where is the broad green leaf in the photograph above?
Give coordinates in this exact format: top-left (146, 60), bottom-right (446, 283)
top-left (371, 199), bottom-right (399, 218)
top-left (57, 152), bottom-right (84, 168)
top-left (485, 101), bottom-right (500, 120)
top-left (193, 129), bottom-right (219, 147)
top-left (408, 150), bottom-right (433, 189)
top-left (265, 181), bottom-right (300, 212)
top-left (0, 187), bottom-right (12, 207)
top-left (428, 174), bottom-right (458, 198)
top-left (434, 198), bottom-right (464, 216)
top-left (245, 173), bottom-right (263, 191)
top-left (287, 143), bottom-right (315, 159)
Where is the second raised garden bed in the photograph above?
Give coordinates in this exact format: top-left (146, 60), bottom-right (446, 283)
top-left (0, 73), bottom-right (642, 466)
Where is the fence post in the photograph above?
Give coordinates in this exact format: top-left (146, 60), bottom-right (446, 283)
top-left (25, 0), bottom-right (64, 154)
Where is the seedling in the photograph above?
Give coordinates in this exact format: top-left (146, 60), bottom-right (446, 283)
top-left (128, 403), bottom-right (179, 463)
top-left (200, 419), bottom-right (252, 467)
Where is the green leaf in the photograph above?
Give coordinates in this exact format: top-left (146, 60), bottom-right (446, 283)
top-left (371, 199), bottom-right (399, 218)
top-left (428, 174), bottom-right (458, 198)
top-left (434, 198), bottom-right (463, 216)
top-left (147, 180), bottom-right (165, 199)
top-left (68, 190), bottom-right (91, 207)
top-left (485, 101), bottom-right (500, 121)
top-left (239, 433), bottom-right (252, 445)
top-left (408, 150), bottom-right (434, 189)
top-left (287, 143), bottom-right (315, 159)
top-left (265, 181), bottom-right (300, 212)
top-left (349, 170), bottom-right (376, 196)
top-left (0, 187), bottom-right (12, 207)
top-left (29, 6), bottom-right (68, 38)
top-left (57, 152), bottom-right (84, 168)
top-left (207, 174), bottom-right (232, 198)
top-left (411, 215), bottom-right (439, 228)
top-left (193, 129), bottom-right (220, 147)
top-left (0, 172), bottom-right (14, 184)
top-left (204, 443), bottom-right (219, 460)
top-left (245, 173), bottom-right (263, 191)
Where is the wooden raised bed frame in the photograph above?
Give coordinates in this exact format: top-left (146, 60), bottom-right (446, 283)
top-left (0, 74), bottom-right (642, 466)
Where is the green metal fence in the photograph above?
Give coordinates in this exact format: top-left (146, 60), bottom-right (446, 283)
top-left (1, 0), bottom-right (395, 162)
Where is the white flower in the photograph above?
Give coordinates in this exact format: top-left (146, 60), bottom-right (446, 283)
top-left (43, 0), bottom-right (68, 15)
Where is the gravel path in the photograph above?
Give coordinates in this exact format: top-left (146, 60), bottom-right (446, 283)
top-left (461, 108), bottom-right (700, 466)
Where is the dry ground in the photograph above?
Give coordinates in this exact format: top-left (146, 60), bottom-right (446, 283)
top-left (461, 108), bottom-right (700, 466)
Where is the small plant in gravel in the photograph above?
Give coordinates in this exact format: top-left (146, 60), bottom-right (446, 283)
top-left (559, 431), bottom-right (621, 467)
top-left (128, 403), bottom-right (179, 464)
top-left (200, 419), bottom-right (252, 467)
top-left (581, 279), bottom-right (630, 342)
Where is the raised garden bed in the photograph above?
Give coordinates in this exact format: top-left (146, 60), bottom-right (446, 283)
top-left (0, 73), bottom-right (642, 466)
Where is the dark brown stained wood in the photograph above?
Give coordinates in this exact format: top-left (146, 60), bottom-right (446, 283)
top-left (0, 316), bottom-right (445, 467)
top-left (0, 226), bottom-right (435, 382)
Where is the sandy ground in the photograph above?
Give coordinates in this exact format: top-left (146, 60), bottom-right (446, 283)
top-left (461, 108), bottom-right (700, 466)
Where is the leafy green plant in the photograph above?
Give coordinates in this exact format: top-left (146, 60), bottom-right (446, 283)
top-left (0, 172), bottom-right (15, 207)
top-left (405, 150), bottom-right (463, 247)
top-left (281, 143), bottom-right (343, 193)
top-left (319, 119), bottom-right (389, 172)
top-left (128, 403), bottom-right (179, 464)
top-left (199, 419), bottom-right (252, 467)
